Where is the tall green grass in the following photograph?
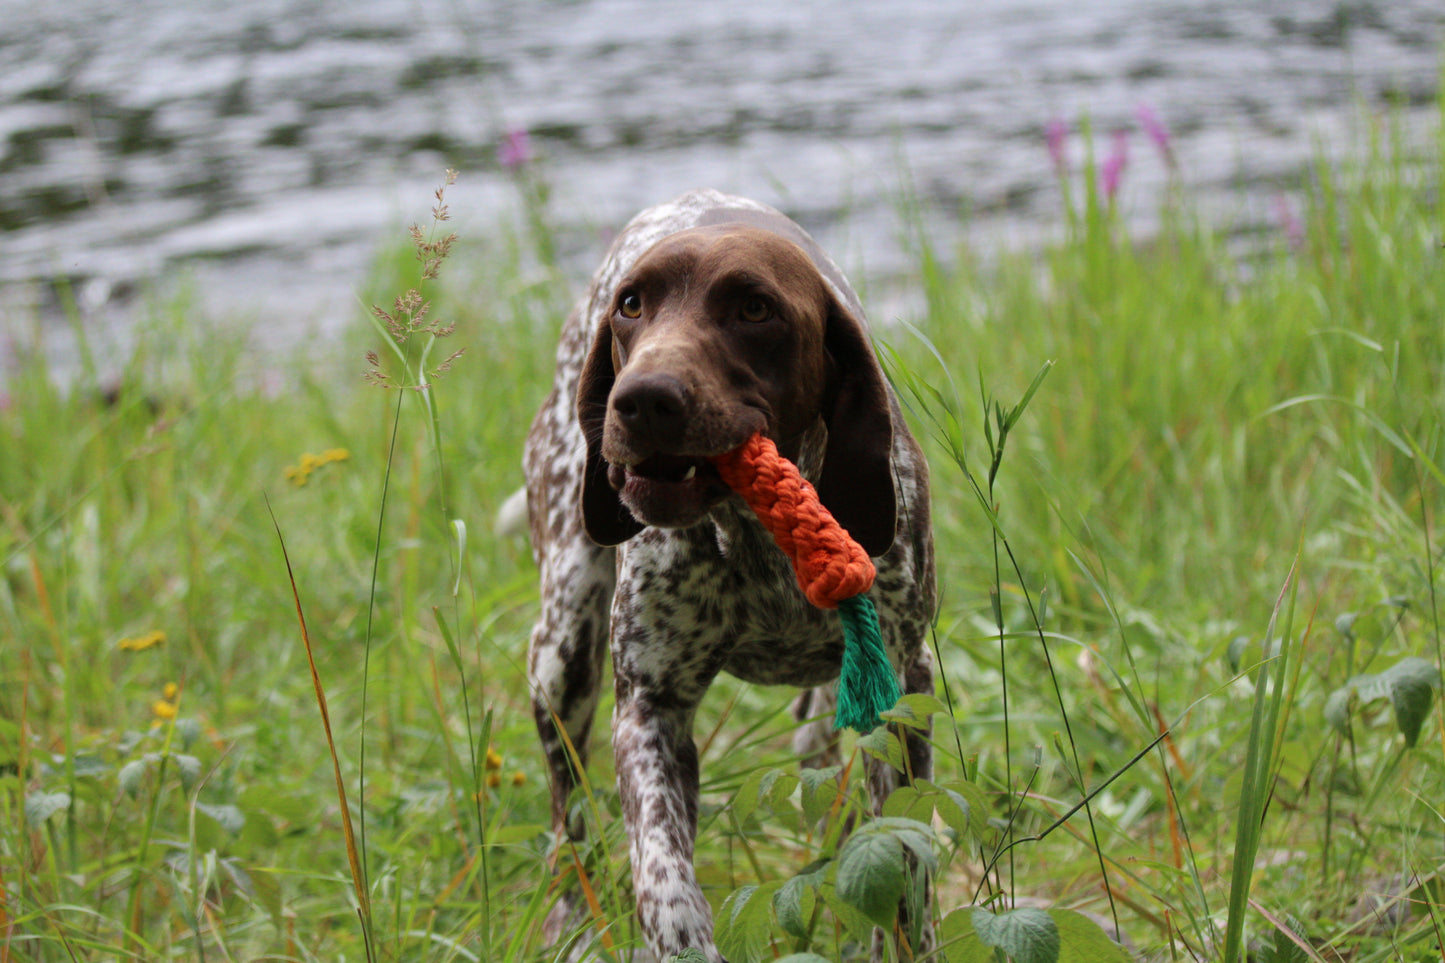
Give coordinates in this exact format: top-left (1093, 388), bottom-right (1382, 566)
top-left (2, 102), bottom-right (1443, 961)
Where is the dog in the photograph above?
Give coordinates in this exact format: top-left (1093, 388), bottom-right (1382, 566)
top-left (522, 189), bottom-right (936, 961)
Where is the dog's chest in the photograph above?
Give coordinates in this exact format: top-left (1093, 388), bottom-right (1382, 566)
top-left (613, 508), bottom-right (848, 689)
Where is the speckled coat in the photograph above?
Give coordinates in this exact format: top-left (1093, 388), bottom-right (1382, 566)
top-left (522, 190), bottom-right (936, 962)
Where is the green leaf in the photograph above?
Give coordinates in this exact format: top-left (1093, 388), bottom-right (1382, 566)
top-left (1226, 636), bottom-right (1251, 676)
top-left (247, 865), bottom-right (284, 924)
top-left (761, 769), bottom-right (800, 813)
top-left (734, 767), bottom-right (796, 826)
top-left (666, 950), bottom-right (710, 963)
top-left (175, 717), bottom-right (201, 751)
top-left (25, 790), bottom-right (71, 826)
top-left (716, 881), bottom-right (778, 963)
top-left (775, 955), bottom-right (833, 963)
top-left (1324, 656), bottom-right (1440, 747)
top-left (733, 768), bottom-right (769, 826)
top-left (173, 753), bottom-right (201, 792)
top-left (118, 758), bottom-right (148, 797)
top-left (939, 780), bottom-right (990, 843)
top-left (972, 906), bottom-right (1060, 963)
top-left (864, 817), bottom-right (939, 871)
top-left (882, 784), bottom-right (928, 821)
top-left (855, 727), bottom-right (905, 771)
top-left (882, 693), bottom-right (947, 728)
top-left (836, 830), bottom-right (905, 927)
top-left (1385, 657), bottom-right (1439, 748)
top-left (197, 802), bottom-right (246, 835)
top-left (819, 884), bottom-right (878, 945)
top-left (938, 907), bottom-right (995, 963)
top-left (798, 766), bottom-right (841, 826)
top-left (774, 868), bottom-right (820, 940)
top-left (1049, 909), bottom-right (1130, 963)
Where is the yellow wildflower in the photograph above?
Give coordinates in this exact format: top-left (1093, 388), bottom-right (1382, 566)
top-left (163, 682), bottom-right (179, 700)
top-left (285, 448), bottom-right (351, 486)
top-left (511, 771), bottom-right (526, 787)
top-left (152, 699), bottom-right (177, 720)
top-left (486, 771), bottom-right (501, 789)
top-left (119, 630), bottom-right (165, 652)
top-left (485, 746), bottom-right (503, 771)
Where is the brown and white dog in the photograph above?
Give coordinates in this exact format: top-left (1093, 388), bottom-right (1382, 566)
top-left (521, 189), bottom-right (935, 961)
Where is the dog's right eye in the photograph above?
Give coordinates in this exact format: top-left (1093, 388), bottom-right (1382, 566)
top-left (618, 293), bottom-right (643, 319)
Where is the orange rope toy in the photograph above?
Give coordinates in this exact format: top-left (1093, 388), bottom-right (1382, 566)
top-left (709, 433), bottom-right (900, 732)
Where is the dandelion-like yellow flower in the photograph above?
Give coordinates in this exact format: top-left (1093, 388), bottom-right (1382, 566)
top-left (485, 746), bottom-right (503, 771)
top-left (163, 682), bottom-right (179, 700)
top-left (118, 630), bottom-right (166, 652)
top-left (486, 771), bottom-right (501, 789)
top-left (152, 699), bottom-right (177, 720)
top-left (511, 771), bottom-right (526, 787)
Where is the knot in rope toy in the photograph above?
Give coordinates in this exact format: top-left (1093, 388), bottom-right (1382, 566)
top-left (709, 434), bottom-right (900, 732)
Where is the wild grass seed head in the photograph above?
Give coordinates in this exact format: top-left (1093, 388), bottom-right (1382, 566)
top-left (365, 170), bottom-right (466, 390)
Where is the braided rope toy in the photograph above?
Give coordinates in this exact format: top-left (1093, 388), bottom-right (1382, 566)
top-left (708, 433), bottom-right (900, 732)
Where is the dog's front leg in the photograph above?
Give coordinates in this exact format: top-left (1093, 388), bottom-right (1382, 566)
top-left (612, 681), bottom-right (721, 962)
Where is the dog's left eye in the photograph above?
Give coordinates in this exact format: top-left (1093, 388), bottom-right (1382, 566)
top-left (618, 293), bottom-right (643, 319)
top-left (739, 296), bottom-right (771, 323)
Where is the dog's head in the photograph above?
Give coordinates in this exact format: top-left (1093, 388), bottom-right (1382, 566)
top-left (577, 220), bottom-right (897, 555)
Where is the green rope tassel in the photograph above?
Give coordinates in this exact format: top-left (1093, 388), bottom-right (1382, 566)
top-left (834, 594), bottom-right (900, 732)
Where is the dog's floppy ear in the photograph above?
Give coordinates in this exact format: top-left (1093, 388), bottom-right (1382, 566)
top-left (577, 320), bottom-right (644, 546)
top-left (817, 300), bottom-right (897, 558)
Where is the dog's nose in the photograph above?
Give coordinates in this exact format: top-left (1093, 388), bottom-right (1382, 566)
top-left (611, 372), bottom-right (690, 448)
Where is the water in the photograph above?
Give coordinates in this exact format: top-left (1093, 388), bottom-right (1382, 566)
top-left (0, 0), bottom-right (1439, 382)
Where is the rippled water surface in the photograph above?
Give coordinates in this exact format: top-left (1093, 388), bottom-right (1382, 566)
top-left (0, 0), bottom-right (1439, 377)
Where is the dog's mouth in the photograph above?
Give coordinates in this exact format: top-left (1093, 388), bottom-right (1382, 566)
top-left (607, 453), bottom-right (727, 527)
top-left (608, 453), bottom-right (719, 489)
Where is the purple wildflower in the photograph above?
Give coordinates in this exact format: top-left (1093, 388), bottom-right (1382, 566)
top-left (1099, 128), bottom-right (1129, 202)
top-left (1272, 194), bottom-right (1305, 250)
top-left (1046, 117), bottom-right (1069, 176)
top-left (498, 128), bottom-right (532, 170)
top-left (1135, 103), bottom-right (1176, 169)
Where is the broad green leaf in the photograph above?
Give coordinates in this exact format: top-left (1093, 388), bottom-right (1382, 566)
top-left (940, 780), bottom-right (990, 843)
top-left (717, 881), bottom-right (779, 963)
top-left (70, 753), bottom-right (110, 778)
top-left (972, 906), bottom-right (1060, 963)
top-left (836, 830), bottom-right (905, 927)
top-left (733, 767), bottom-right (771, 826)
top-left (855, 727), bottom-right (904, 770)
top-left (863, 816), bottom-right (939, 871)
top-left (1385, 657), bottom-right (1439, 748)
top-left (197, 802), bottom-right (246, 835)
top-left (882, 693), bottom-right (947, 728)
top-left (761, 769), bottom-right (800, 813)
top-left (1324, 656), bottom-right (1440, 747)
top-left (1226, 636), bottom-right (1251, 676)
top-left (175, 717), bottom-right (201, 750)
top-left (774, 869), bottom-right (820, 940)
top-left (938, 907), bottom-right (995, 963)
top-left (118, 758), bottom-right (148, 797)
top-left (798, 766), bottom-right (841, 825)
top-left (667, 950), bottom-right (710, 963)
top-left (25, 790), bottom-right (70, 826)
top-left (1049, 909), bottom-right (1130, 963)
top-left (247, 865), bottom-right (284, 923)
top-left (173, 753), bottom-right (201, 791)
top-left (1322, 687), bottom-right (1353, 734)
top-left (819, 884), bottom-right (878, 944)
top-left (882, 784), bottom-right (931, 822)
top-left (775, 955), bottom-right (833, 963)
